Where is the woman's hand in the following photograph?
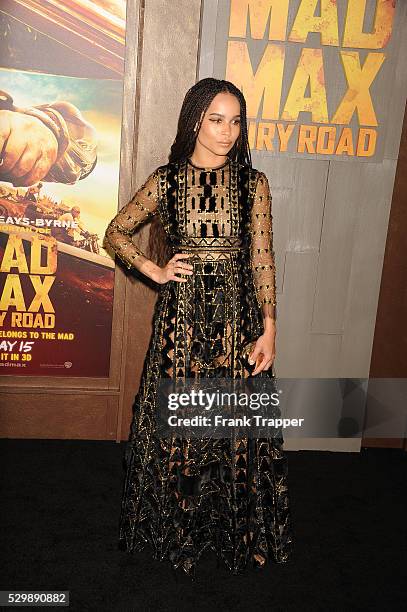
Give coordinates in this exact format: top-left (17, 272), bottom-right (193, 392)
top-left (153, 253), bottom-right (194, 284)
top-left (248, 329), bottom-right (276, 375)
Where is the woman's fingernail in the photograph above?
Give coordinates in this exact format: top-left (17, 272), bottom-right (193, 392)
top-left (248, 358), bottom-right (254, 365)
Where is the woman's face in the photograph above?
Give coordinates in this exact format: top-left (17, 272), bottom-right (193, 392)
top-left (194, 92), bottom-right (241, 159)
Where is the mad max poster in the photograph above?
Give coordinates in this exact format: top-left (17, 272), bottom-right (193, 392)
top-left (0, 1), bottom-right (126, 376)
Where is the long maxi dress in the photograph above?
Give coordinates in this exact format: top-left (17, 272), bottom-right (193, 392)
top-left (104, 156), bottom-right (293, 577)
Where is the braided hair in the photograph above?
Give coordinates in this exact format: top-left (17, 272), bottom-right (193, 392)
top-left (169, 77), bottom-right (252, 166)
top-left (148, 78), bottom-right (251, 270)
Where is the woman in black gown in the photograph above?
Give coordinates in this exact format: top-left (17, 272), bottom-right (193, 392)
top-left (104, 77), bottom-right (293, 579)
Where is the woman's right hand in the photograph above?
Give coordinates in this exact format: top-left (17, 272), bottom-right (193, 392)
top-left (154, 253), bottom-right (194, 284)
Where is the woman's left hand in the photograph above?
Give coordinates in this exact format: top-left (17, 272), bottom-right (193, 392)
top-left (248, 331), bottom-right (276, 375)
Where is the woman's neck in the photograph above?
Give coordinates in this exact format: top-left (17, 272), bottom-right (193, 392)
top-left (187, 157), bottom-right (229, 171)
top-left (189, 152), bottom-right (228, 169)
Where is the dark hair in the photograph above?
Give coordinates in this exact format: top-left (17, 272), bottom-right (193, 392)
top-left (168, 77), bottom-right (252, 166)
top-left (147, 78), bottom-right (251, 271)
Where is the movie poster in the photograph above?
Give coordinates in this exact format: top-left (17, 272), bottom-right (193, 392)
top-left (223, 0), bottom-right (397, 160)
top-left (0, 1), bottom-right (126, 376)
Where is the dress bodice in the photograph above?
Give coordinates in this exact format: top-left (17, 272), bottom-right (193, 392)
top-left (175, 158), bottom-right (239, 239)
top-left (104, 158), bottom-right (277, 319)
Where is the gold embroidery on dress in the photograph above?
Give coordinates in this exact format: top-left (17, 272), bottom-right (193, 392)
top-left (104, 158), bottom-right (292, 578)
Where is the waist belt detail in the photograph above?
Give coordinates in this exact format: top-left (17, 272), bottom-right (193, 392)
top-left (171, 237), bottom-right (249, 251)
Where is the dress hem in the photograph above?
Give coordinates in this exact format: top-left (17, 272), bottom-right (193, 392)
top-left (118, 535), bottom-right (293, 580)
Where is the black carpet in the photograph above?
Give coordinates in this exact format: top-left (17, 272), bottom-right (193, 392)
top-left (1, 440), bottom-right (405, 611)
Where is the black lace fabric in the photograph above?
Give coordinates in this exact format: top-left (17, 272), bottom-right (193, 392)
top-left (104, 158), bottom-right (293, 578)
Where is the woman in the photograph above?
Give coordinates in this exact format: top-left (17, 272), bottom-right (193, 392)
top-left (104, 77), bottom-right (293, 579)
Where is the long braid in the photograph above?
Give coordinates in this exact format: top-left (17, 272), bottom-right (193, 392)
top-left (148, 78), bottom-right (252, 269)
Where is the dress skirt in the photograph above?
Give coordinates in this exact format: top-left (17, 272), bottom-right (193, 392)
top-left (118, 247), bottom-right (293, 578)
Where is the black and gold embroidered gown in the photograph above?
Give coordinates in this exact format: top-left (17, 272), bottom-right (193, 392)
top-left (104, 157), bottom-right (293, 578)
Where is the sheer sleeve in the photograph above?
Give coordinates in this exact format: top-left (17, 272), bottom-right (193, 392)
top-left (104, 169), bottom-right (159, 272)
top-left (250, 171), bottom-right (277, 320)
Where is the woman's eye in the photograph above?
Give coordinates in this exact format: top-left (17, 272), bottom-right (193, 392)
top-left (209, 118), bottom-right (240, 125)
